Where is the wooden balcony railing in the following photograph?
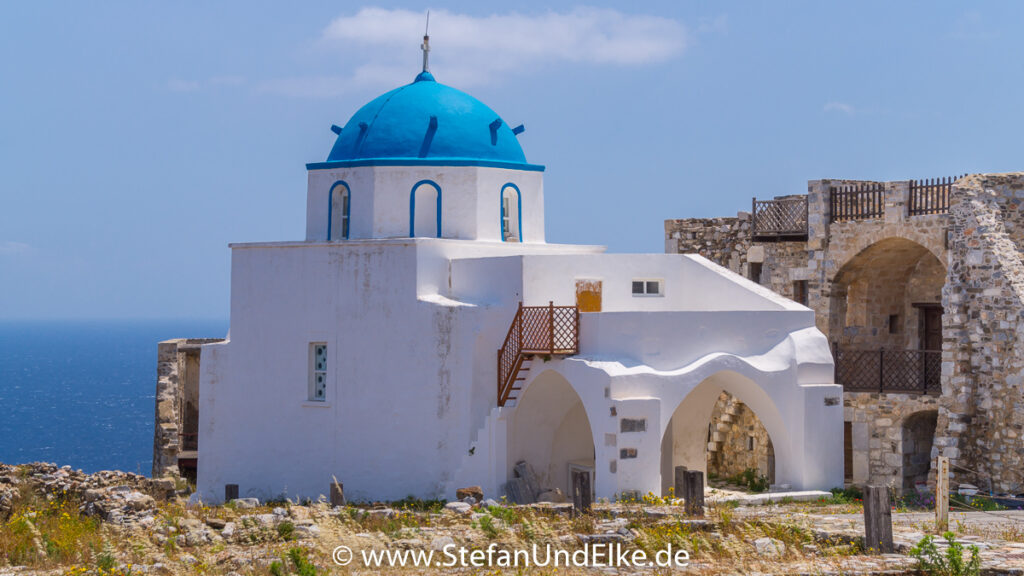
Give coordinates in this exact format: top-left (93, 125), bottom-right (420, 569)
top-left (751, 197), bottom-right (808, 239)
top-left (830, 183), bottom-right (885, 223)
top-left (497, 302), bottom-right (579, 407)
top-left (909, 175), bottom-right (966, 216)
top-left (833, 345), bottom-right (941, 395)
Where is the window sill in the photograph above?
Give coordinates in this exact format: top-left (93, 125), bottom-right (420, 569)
top-left (302, 401), bottom-right (332, 408)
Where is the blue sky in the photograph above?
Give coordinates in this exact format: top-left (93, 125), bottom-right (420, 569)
top-left (1, 2), bottom-right (1021, 320)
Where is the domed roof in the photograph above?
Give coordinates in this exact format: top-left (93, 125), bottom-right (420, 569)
top-left (323, 72), bottom-right (532, 167)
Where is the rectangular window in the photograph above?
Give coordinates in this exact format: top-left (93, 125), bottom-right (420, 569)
top-left (631, 279), bottom-right (663, 296)
top-left (748, 263), bottom-right (763, 284)
top-left (889, 314), bottom-right (900, 334)
top-left (309, 343), bottom-right (327, 402)
top-left (792, 280), bottom-right (808, 306)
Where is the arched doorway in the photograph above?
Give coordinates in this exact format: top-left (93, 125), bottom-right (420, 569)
top-left (901, 410), bottom-right (938, 492)
top-left (704, 392), bottom-right (775, 486)
top-left (659, 371), bottom-right (788, 496)
top-left (509, 370), bottom-right (595, 498)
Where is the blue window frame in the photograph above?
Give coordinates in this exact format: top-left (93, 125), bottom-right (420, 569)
top-left (327, 181), bottom-right (351, 240)
top-left (409, 180), bottom-right (442, 238)
top-left (500, 183), bottom-right (522, 242)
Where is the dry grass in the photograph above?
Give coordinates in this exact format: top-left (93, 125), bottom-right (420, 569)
top-left (0, 485), bottom-right (105, 568)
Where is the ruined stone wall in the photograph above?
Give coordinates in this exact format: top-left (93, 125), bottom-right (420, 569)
top-left (152, 341), bottom-right (183, 478)
top-left (936, 173), bottom-right (1024, 493)
top-left (845, 392), bottom-right (941, 490)
top-left (152, 338), bottom-right (224, 478)
top-left (706, 393), bottom-right (774, 483)
top-left (665, 207), bottom-right (808, 302)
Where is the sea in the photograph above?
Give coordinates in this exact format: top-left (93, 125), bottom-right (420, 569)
top-left (0, 320), bottom-right (228, 476)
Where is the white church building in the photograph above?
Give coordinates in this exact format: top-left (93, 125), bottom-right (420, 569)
top-left (193, 46), bottom-right (843, 504)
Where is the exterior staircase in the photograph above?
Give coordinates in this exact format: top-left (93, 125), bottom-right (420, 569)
top-left (496, 302), bottom-right (579, 406)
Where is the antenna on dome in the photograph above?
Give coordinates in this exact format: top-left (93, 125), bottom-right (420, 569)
top-left (421, 11), bottom-right (431, 73)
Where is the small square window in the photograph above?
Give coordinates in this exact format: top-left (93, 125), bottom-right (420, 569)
top-left (309, 343), bottom-right (328, 402)
top-left (632, 279), bottom-right (663, 296)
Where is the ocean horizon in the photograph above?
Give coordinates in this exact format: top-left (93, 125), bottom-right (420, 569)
top-left (0, 319), bottom-right (228, 476)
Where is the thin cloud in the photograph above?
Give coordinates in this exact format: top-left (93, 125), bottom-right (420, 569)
top-left (0, 241), bottom-right (31, 256)
top-left (824, 101), bottom-right (855, 115)
top-left (167, 79), bottom-right (201, 92)
top-left (167, 76), bottom-right (247, 93)
top-left (951, 11), bottom-right (999, 41)
top-left (262, 7), bottom-right (687, 98)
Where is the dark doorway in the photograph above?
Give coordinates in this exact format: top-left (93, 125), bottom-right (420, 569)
top-left (844, 422), bottom-right (853, 481)
top-left (917, 304), bottom-right (943, 351)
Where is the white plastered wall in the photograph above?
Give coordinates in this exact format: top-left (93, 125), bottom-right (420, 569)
top-left (305, 166), bottom-right (544, 242)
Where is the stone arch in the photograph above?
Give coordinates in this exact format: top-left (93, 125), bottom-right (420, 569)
top-left (508, 369), bottom-right (597, 498)
top-left (659, 370), bottom-right (790, 495)
top-left (900, 410), bottom-right (938, 493)
top-left (829, 230), bottom-right (946, 280)
top-left (828, 237), bottom-right (946, 351)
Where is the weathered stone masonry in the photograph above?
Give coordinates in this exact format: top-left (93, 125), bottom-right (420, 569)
top-left (667, 173), bottom-right (1024, 493)
top-left (153, 338), bottom-right (224, 479)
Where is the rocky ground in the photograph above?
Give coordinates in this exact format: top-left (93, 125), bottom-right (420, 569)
top-left (5, 463), bottom-right (1024, 575)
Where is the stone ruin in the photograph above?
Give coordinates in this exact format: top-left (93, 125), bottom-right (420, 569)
top-left (666, 173), bottom-right (1024, 495)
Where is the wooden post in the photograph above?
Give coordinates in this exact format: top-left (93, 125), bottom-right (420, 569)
top-left (330, 479), bottom-right (346, 507)
top-left (548, 301), bottom-right (555, 353)
top-left (224, 484), bottom-right (239, 502)
top-left (673, 466), bottom-right (688, 501)
top-left (863, 485), bottom-right (894, 553)
top-left (683, 470), bottom-right (704, 517)
top-left (936, 456), bottom-right (949, 532)
top-left (572, 470), bottom-right (592, 515)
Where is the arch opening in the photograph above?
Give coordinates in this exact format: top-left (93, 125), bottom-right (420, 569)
top-left (659, 371), bottom-right (787, 496)
top-left (829, 237), bottom-right (946, 393)
top-left (500, 183), bottom-right (522, 242)
top-left (328, 182), bottom-right (350, 240)
top-left (410, 180), bottom-right (441, 238)
top-left (829, 237), bottom-right (945, 350)
top-left (508, 370), bottom-right (595, 500)
top-left (901, 410), bottom-right (938, 493)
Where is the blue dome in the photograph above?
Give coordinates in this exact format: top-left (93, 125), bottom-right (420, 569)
top-left (324, 73), bottom-right (530, 166)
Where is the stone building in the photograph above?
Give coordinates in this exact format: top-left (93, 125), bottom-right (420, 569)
top-left (666, 173), bottom-right (1024, 494)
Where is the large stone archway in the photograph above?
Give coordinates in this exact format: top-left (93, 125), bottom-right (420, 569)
top-left (828, 237), bottom-right (946, 351)
top-left (508, 369), bottom-right (596, 497)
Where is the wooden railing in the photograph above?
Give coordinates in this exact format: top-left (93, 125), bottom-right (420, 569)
top-left (830, 183), bottom-right (885, 223)
top-left (833, 345), bottom-right (941, 395)
top-left (752, 196), bottom-right (808, 239)
top-left (909, 175), bottom-right (965, 216)
top-left (497, 302), bottom-right (579, 407)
